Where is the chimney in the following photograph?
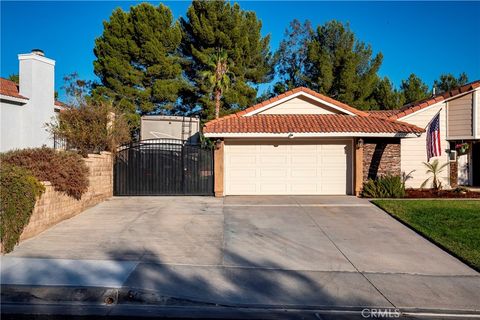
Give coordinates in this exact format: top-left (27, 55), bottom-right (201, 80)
top-left (18, 49), bottom-right (56, 147)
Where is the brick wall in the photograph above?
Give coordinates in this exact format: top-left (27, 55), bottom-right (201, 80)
top-left (19, 152), bottom-right (113, 241)
top-left (363, 139), bottom-right (401, 182)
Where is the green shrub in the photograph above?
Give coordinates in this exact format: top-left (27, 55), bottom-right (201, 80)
top-left (362, 174), bottom-right (405, 198)
top-left (47, 101), bottom-right (131, 156)
top-left (0, 147), bottom-right (89, 199)
top-left (0, 164), bottom-right (45, 253)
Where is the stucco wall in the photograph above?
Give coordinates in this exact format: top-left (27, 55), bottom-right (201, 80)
top-left (400, 103), bottom-right (449, 188)
top-left (0, 101), bottom-right (25, 151)
top-left (259, 96), bottom-right (342, 115)
top-left (19, 152), bottom-right (113, 241)
top-left (362, 139), bottom-right (401, 182)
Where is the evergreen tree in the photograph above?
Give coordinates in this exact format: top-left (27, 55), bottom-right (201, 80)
top-left (8, 74), bottom-right (19, 84)
top-left (400, 74), bottom-right (430, 104)
top-left (371, 77), bottom-right (405, 110)
top-left (273, 19), bottom-right (312, 93)
top-left (93, 3), bottom-right (187, 129)
top-left (434, 72), bottom-right (468, 93)
top-left (304, 20), bottom-right (383, 109)
top-left (180, 0), bottom-right (273, 120)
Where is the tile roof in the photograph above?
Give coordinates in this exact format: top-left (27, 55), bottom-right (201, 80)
top-left (367, 110), bottom-right (402, 118)
top-left (0, 78), bottom-right (28, 99)
top-left (205, 86), bottom-right (369, 128)
top-left (204, 114), bottom-right (424, 135)
top-left (387, 80), bottom-right (480, 120)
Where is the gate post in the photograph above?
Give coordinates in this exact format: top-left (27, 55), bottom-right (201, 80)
top-left (214, 139), bottom-right (224, 197)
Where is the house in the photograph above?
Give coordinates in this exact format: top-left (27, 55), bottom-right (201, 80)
top-left (204, 82), bottom-right (480, 196)
top-left (141, 115), bottom-right (200, 144)
top-left (0, 49), bottom-right (65, 152)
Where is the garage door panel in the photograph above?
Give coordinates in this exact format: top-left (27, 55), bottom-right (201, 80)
top-left (225, 140), bottom-right (351, 195)
top-left (230, 155), bottom-right (256, 166)
top-left (259, 155), bottom-right (288, 165)
top-left (260, 168), bottom-right (287, 177)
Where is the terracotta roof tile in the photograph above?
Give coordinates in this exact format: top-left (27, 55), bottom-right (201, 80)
top-left (204, 114), bottom-right (424, 135)
top-left (0, 78), bottom-right (28, 99)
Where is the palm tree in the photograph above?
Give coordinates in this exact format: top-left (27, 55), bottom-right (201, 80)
top-left (420, 159), bottom-right (448, 190)
top-left (201, 50), bottom-right (233, 119)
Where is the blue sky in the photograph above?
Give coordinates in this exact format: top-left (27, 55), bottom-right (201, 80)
top-left (1, 1), bottom-right (479, 101)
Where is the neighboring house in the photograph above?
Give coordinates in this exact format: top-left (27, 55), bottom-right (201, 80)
top-left (204, 83), bottom-right (480, 196)
top-left (141, 115), bottom-right (200, 143)
top-left (0, 49), bottom-right (65, 152)
top-left (369, 81), bottom-right (480, 189)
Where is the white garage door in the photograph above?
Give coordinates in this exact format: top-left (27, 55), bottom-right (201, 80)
top-left (225, 140), bottom-right (352, 195)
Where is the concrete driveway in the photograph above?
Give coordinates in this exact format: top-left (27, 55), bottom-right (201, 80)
top-left (2, 196), bottom-right (480, 313)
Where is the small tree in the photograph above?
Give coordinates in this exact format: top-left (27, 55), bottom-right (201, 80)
top-left (420, 159), bottom-right (448, 190)
top-left (47, 101), bottom-right (131, 156)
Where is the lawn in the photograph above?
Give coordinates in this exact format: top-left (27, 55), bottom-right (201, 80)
top-left (372, 200), bottom-right (480, 271)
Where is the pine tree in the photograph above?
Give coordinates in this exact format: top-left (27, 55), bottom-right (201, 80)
top-left (180, 0), bottom-right (273, 120)
top-left (304, 20), bottom-right (383, 109)
top-left (400, 74), bottom-right (430, 104)
top-left (434, 72), bottom-right (469, 93)
top-left (372, 77), bottom-right (405, 110)
top-left (273, 19), bottom-right (312, 93)
top-left (93, 3), bottom-right (187, 130)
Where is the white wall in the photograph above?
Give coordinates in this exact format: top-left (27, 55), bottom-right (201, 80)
top-left (0, 52), bottom-right (56, 152)
top-left (0, 100), bottom-right (25, 151)
top-left (259, 96), bottom-right (342, 115)
top-left (400, 103), bottom-right (450, 188)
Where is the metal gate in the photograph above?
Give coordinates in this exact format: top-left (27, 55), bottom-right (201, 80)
top-left (114, 139), bottom-right (214, 196)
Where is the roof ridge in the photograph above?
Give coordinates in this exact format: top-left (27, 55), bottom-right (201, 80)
top-left (204, 86), bottom-right (369, 127)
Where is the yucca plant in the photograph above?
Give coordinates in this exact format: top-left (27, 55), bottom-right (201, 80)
top-left (362, 174), bottom-right (405, 198)
top-left (420, 159), bottom-right (448, 190)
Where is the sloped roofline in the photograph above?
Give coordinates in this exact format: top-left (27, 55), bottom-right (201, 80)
top-left (389, 80), bottom-right (480, 121)
top-left (205, 87), bottom-right (369, 127)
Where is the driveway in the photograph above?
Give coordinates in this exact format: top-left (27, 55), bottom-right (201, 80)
top-left (2, 196), bottom-right (480, 313)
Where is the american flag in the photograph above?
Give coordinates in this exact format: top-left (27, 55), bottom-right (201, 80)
top-left (426, 113), bottom-right (441, 161)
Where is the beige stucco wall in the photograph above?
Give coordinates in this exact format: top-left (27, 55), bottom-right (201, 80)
top-left (259, 96), bottom-right (343, 115)
top-left (447, 93), bottom-right (473, 138)
top-left (400, 103), bottom-right (449, 188)
top-left (19, 152), bottom-right (113, 241)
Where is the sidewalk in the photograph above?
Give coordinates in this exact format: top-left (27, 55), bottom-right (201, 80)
top-left (2, 256), bottom-right (480, 316)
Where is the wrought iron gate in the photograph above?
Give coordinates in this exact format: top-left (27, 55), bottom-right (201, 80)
top-left (114, 139), bottom-right (214, 196)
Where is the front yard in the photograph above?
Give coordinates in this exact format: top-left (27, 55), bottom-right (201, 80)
top-left (372, 200), bottom-right (480, 271)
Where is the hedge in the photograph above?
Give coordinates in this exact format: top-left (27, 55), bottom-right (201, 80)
top-left (0, 147), bottom-right (89, 199)
top-left (0, 164), bottom-right (45, 253)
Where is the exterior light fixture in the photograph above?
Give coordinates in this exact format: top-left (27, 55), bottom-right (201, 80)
top-left (356, 138), bottom-right (364, 149)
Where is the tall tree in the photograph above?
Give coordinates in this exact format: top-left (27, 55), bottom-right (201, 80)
top-left (434, 72), bottom-right (469, 93)
top-left (93, 3), bottom-right (187, 129)
top-left (273, 19), bottom-right (312, 94)
top-left (180, 0), bottom-right (273, 120)
top-left (201, 51), bottom-right (233, 119)
top-left (372, 77), bottom-right (405, 110)
top-left (400, 74), bottom-right (430, 104)
top-left (304, 20), bottom-right (383, 109)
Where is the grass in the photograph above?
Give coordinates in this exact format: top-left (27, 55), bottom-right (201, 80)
top-left (372, 200), bottom-right (480, 271)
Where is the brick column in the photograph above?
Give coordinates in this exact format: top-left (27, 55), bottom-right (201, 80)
top-left (450, 160), bottom-right (458, 188)
top-left (214, 140), bottom-right (224, 197)
top-left (354, 138), bottom-right (364, 196)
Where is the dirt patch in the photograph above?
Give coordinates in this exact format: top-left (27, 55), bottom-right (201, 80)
top-left (406, 189), bottom-right (480, 198)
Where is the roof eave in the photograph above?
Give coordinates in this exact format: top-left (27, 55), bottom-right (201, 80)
top-left (203, 132), bottom-right (422, 138)
top-left (0, 94), bottom-right (29, 104)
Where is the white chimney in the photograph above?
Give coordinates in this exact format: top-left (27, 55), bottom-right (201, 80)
top-left (18, 49), bottom-right (56, 148)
